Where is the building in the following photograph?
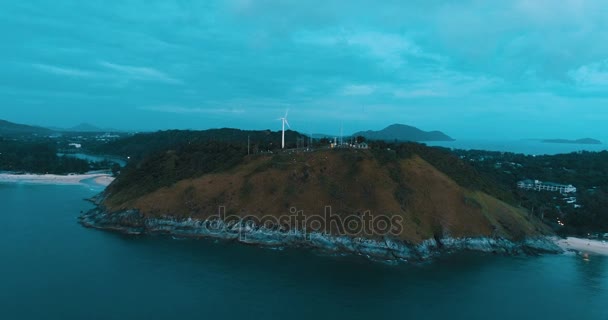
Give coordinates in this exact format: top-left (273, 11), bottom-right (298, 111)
top-left (517, 179), bottom-right (577, 194)
top-left (330, 139), bottom-right (370, 149)
top-left (356, 142), bottom-right (369, 149)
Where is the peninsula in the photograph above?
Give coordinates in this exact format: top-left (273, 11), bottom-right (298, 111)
top-left (542, 138), bottom-right (602, 145)
top-left (80, 130), bottom-right (559, 262)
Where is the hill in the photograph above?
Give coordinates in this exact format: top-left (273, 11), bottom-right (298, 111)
top-left (0, 119), bottom-right (53, 137)
top-left (90, 128), bottom-right (310, 162)
top-left (67, 123), bottom-right (105, 132)
top-left (82, 137), bottom-right (558, 260)
top-left (542, 138), bottom-right (602, 145)
top-left (48, 123), bottom-right (122, 133)
top-left (353, 124), bottom-right (454, 142)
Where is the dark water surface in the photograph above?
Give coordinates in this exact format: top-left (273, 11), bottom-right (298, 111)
top-left (427, 139), bottom-right (607, 155)
top-left (1, 183), bottom-right (607, 320)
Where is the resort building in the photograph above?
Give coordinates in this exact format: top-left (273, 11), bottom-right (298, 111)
top-left (517, 179), bottom-right (577, 194)
top-left (356, 142), bottom-right (369, 149)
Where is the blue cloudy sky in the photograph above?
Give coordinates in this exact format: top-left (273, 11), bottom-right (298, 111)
top-left (2, 0), bottom-right (608, 139)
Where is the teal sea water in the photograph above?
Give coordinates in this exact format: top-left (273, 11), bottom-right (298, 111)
top-left (427, 140), bottom-right (607, 155)
top-left (1, 183), bottom-right (607, 320)
top-left (57, 153), bottom-right (127, 167)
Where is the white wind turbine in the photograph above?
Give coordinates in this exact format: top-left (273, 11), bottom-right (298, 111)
top-left (278, 110), bottom-right (290, 149)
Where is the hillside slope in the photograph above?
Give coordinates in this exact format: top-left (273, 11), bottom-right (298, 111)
top-left (102, 149), bottom-right (550, 244)
top-left (0, 119), bottom-right (52, 137)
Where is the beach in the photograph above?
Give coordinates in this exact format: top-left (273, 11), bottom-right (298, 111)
top-left (555, 237), bottom-right (608, 256)
top-left (0, 173), bottom-right (115, 187)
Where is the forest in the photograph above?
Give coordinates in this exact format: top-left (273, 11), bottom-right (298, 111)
top-left (0, 138), bottom-right (90, 174)
top-left (443, 148), bottom-right (608, 236)
top-left (0, 138), bottom-right (118, 174)
top-left (91, 128), bottom-right (310, 162)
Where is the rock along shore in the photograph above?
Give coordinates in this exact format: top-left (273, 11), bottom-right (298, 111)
top-left (80, 207), bottom-right (563, 263)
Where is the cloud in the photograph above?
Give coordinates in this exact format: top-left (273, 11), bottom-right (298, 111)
top-left (31, 63), bottom-right (97, 78)
top-left (295, 30), bottom-right (443, 68)
top-left (30, 61), bottom-right (183, 87)
top-left (393, 89), bottom-right (442, 98)
top-left (4, 0), bottom-right (608, 138)
top-left (341, 84), bottom-right (376, 96)
top-left (99, 61), bottom-right (182, 84)
top-left (140, 106), bottom-right (245, 115)
top-left (569, 59), bottom-right (608, 87)
top-left (345, 32), bottom-right (444, 66)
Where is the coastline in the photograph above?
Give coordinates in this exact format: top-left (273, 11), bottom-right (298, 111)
top-left (555, 237), bottom-right (608, 256)
top-left (80, 206), bottom-right (563, 263)
top-left (0, 173), bottom-right (115, 187)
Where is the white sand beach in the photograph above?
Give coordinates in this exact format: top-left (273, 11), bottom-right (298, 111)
top-left (0, 173), bottom-right (115, 187)
top-left (555, 237), bottom-right (608, 256)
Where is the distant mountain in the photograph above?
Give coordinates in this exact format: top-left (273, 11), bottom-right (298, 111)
top-left (58, 123), bottom-right (122, 133)
top-left (68, 123), bottom-right (105, 132)
top-left (353, 124), bottom-right (454, 142)
top-left (308, 133), bottom-right (335, 139)
top-left (0, 119), bottom-right (53, 137)
top-left (542, 138), bottom-right (602, 145)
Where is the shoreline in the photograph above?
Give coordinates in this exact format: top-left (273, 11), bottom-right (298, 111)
top-left (555, 237), bottom-right (608, 256)
top-left (0, 173), bottom-right (115, 187)
top-left (79, 207), bottom-right (563, 263)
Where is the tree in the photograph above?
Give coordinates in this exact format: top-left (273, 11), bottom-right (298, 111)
top-left (111, 163), bottom-right (121, 176)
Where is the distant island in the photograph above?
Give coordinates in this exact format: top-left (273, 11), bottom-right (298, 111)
top-left (353, 124), bottom-right (454, 142)
top-left (542, 138), bottom-right (602, 145)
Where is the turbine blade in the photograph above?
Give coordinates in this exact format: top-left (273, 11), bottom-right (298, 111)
top-left (285, 119), bottom-right (291, 129)
top-left (285, 109), bottom-right (289, 118)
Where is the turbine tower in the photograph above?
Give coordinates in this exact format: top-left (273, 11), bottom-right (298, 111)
top-left (279, 110), bottom-right (290, 149)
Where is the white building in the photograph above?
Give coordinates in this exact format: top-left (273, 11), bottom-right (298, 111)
top-left (356, 142), bottom-right (369, 149)
top-left (517, 179), bottom-right (577, 194)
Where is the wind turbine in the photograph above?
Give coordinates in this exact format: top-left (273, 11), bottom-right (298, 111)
top-left (279, 110), bottom-right (290, 149)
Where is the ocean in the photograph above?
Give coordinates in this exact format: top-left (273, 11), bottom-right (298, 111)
top-left (1, 183), bottom-right (607, 320)
top-left (426, 139), bottom-right (607, 155)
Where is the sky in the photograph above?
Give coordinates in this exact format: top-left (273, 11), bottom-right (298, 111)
top-left (1, 0), bottom-right (608, 139)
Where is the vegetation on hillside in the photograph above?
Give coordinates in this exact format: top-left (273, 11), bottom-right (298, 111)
top-left (91, 128), bottom-right (309, 162)
top-left (106, 138), bottom-right (509, 209)
top-left (447, 149), bottom-right (608, 235)
top-left (0, 138), bottom-right (122, 174)
top-left (108, 146), bottom-right (548, 243)
top-left (0, 138), bottom-right (90, 174)
top-left (102, 129), bottom-right (312, 204)
top-left (106, 141), bottom-right (248, 205)
top-left (369, 141), bottom-right (516, 203)
top-left (101, 135), bottom-right (551, 245)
